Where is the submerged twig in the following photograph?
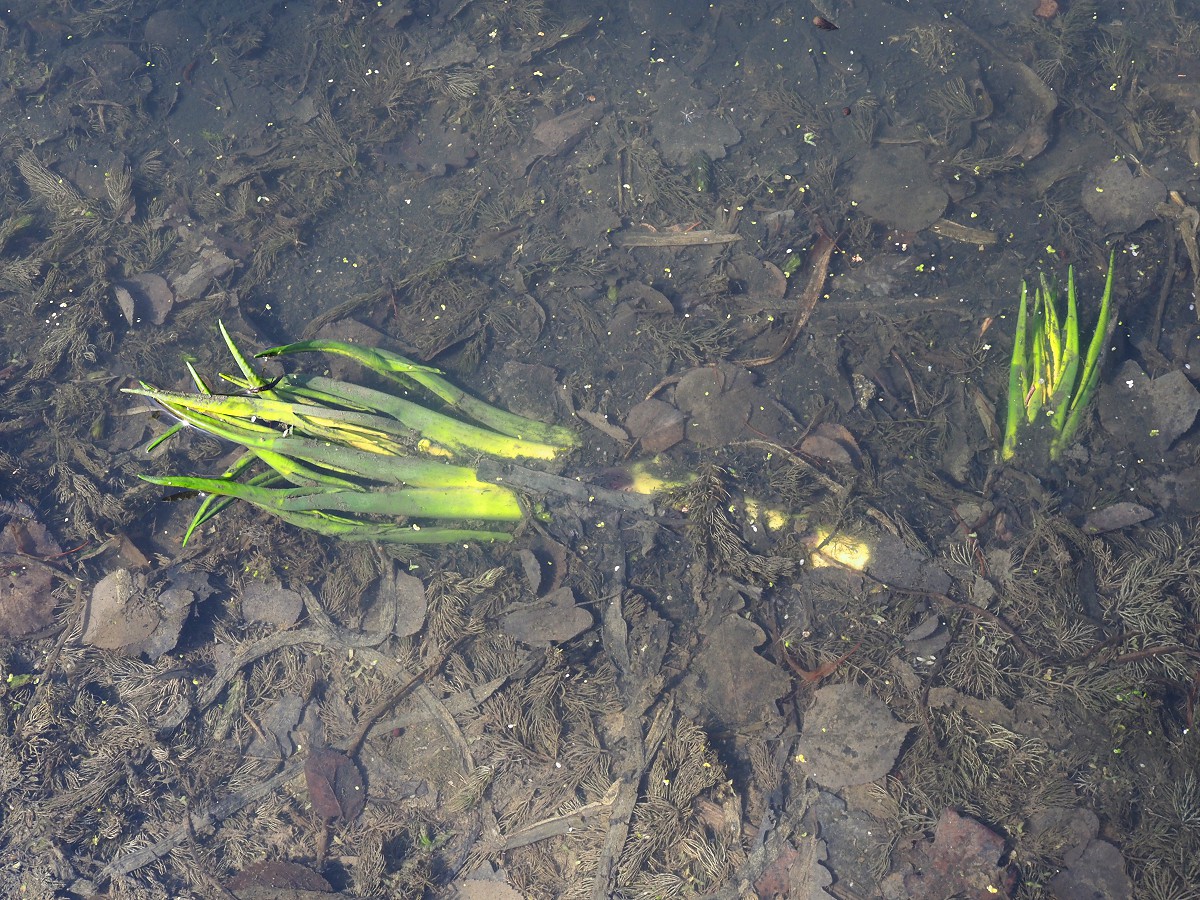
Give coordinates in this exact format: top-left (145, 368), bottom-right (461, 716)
top-left (501, 780), bottom-right (620, 851)
top-left (735, 232), bottom-right (836, 367)
top-left (610, 228), bottom-right (741, 248)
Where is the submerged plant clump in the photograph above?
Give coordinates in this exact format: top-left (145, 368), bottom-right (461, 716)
top-left (1001, 250), bottom-right (1115, 463)
top-left (126, 323), bottom-right (578, 544)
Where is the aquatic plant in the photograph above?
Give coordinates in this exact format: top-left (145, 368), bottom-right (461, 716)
top-left (1001, 251), bottom-right (1114, 463)
top-left (125, 323), bottom-right (578, 544)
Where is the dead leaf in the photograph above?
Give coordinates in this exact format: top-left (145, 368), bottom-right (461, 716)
top-left (673, 363), bottom-right (754, 447)
top-left (114, 284), bottom-right (137, 325)
top-left (806, 422), bottom-right (862, 466)
top-left (304, 747), bottom-right (366, 822)
top-left (794, 682), bottom-right (912, 789)
top-left (531, 104), bottom-right (601, 155)
top-left (0, 518), bottom-right (63, 641)
top-left (1034, 0), bottom-right (1059, 20)
top-left (500, 587), bottom-right (592, 645)
top-left (620, 282), bottom-right (675, 314)
top-left (799, 434), bottom-right (854, 467)
top-left (0, 554), bottom-right (57, 641)
top-left (625, 399), bottom-right (685, 453)
top-left (725, 252), bottom-right (788, 309)
top-left (0, 516), bottom-right (48, 552)
top-left (903, 808), bottom-right (1016, 899)
top-left (515, 533), bottom-right (568, 596)
top-left (513, 103), bottom-right (605, 173)
top-left (690, 614), bottom-right (790, 732)
top-left (754, 837), bottom-right (835, 899)
top-left (576, 408), bottom-right (630, 443)
top-left (676, 364), bottom-right (796, 448)
top-left (517, 549), bottom-right (543, 594)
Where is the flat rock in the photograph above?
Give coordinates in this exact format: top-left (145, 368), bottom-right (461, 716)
top-left (1098, 361), bottom-right (1200, 458)
top-left (84, 568), bottom-right (212, 660)
top-left (849, 146), bottom-right (947, 232)
top-left (1081, 160), bottom-right (1165, 233)
top-left (1048, 839), bottom-right (1132, 900)
top-left (649, 67), bottom-right (741, 166)
top-left (241, 577), bottom-right (303, 628)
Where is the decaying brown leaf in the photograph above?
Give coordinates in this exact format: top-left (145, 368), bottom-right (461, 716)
top-left (793, 682), bottom-right (912, 789)
top-left (903, 808), bottom-right (1016, 899)
top-left (625, 398), bottom-right (685, 453)
top-left (304, 747), bottom-right (366, 822)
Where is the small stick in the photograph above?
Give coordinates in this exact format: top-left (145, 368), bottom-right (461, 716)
top-left (735, 232), bottom-right (836, 367)
top-left (610, 228), bottom-right (741, 248)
